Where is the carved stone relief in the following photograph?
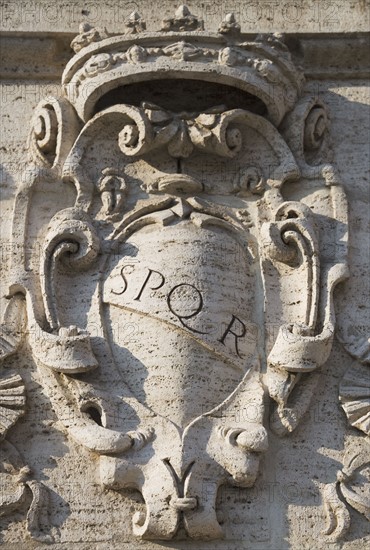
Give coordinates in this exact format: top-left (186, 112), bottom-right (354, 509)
top-left (0, 5), bottom-right (368, 545)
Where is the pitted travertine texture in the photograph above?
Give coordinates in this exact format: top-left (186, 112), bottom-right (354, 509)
top-left (0, 2), bottom-right (369, 548)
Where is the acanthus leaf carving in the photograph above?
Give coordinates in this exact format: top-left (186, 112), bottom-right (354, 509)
top-left (0, 440), bottom-right (54, 543)
top-left (0, 298), bottom-right (53, 542)
top-left (340, 362), bottom-right (370, 435)
top-left (322, 447), bottom-right (370, 541)
top-left (0, 295), bottom-right (26, 435)
top-left (337, 325), bottom-right (370, 436)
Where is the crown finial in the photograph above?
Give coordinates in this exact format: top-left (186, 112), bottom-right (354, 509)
top-left (161, 4), bottom-right (204, 32)
top-left (70, 23), bottom-right (108, 53)
top-left (256, 33), bottom-right (289, 53)
top-left (175, 4), bottom-right (191, 17)
top-left (218, 13), bottom-right (241, 36)
top-left (125, 11), bottom-right (147, 34)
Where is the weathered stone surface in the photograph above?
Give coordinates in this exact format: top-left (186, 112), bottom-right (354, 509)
top-left (0, 0), bottom-right (369, 33)
top-left (0, 2), bottom-right (369, 548)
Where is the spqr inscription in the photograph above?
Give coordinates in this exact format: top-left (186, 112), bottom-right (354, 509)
top-left (108, 264), bottom-right (248, 357)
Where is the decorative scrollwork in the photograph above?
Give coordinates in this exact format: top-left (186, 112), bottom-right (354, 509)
top-left (116, 103), bottom-right (244, 159)
top-left (261, 201), bottom-right (346, 435)
top-left (234, 166), bottom-right (266, 196)
top-left (304, 105), bottom-right (329, 151)
top-left (40, 208), bottom-right (100, 330)
top-left (42, 208), bottom-right (100, 272)
top-left (281, 97), bottom-right (331, 168)
top-left (28, 97), bottom-right (80, 169)
top-left (32, 106), bottom-right (57, 156)
top-left (15, 208), bottom-right (101, 376)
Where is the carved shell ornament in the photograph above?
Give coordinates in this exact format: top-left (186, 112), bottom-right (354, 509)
top-left (1, 4), bottom-right (366, 543)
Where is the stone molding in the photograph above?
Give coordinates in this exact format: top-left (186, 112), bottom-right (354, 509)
top-left (1, 32), bottom-right (369, 81)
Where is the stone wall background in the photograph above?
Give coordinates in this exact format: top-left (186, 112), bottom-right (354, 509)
top-left (0, 1), bottom-right (369, 548)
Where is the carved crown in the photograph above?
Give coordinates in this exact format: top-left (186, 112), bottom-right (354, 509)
top-left (62, 6), bottom-right (304, 126)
